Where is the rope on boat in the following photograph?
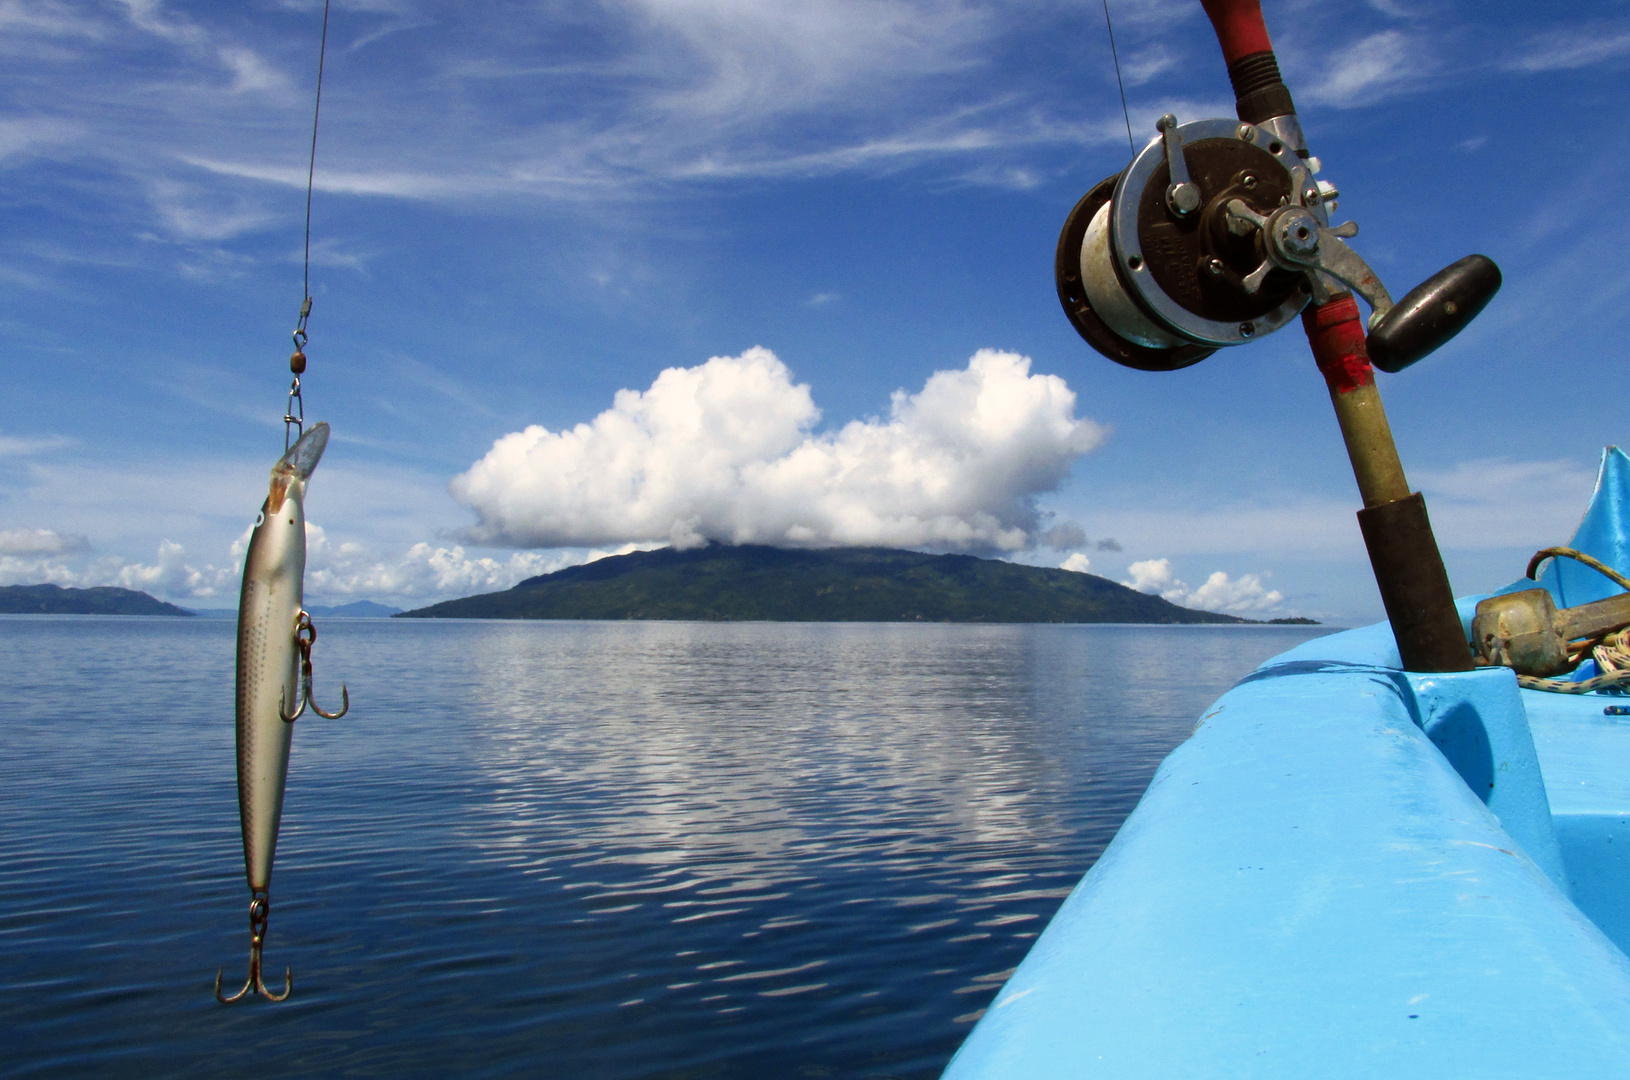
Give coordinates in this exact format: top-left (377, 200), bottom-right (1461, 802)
top-left (1526, 547), bottom-right (1630, 592)
top-left (1517, 664), bottom-right (1630, 695)
top-left (1512, 547), bottom-right (1630, 694)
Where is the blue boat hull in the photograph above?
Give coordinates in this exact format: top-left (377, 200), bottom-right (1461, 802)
top-left (945, 449), bottom-right (1630, 1077)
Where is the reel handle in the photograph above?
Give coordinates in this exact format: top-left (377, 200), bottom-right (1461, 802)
top-left (1367, 255), bottom-right (1502, 373)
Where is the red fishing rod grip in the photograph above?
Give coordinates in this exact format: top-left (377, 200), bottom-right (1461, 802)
top-left (1303, 295), bottom-right (1375, 396)
top-left (1199, 0), bottom-right (1274, 65)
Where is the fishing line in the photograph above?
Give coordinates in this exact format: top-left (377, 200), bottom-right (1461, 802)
top-left (286, 0), bottom-right (332, 450)
top-left (302, 0), bottom-right (330, 305)
top-left (1101, 0), bottom-right (1135, 152)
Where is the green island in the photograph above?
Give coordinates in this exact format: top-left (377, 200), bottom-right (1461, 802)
top-left (398, 544), bottom-right (1316, 624)
top-left (0, 583), bottom-right (195, 616)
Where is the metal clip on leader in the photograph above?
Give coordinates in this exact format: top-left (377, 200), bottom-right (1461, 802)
top-left (286, 297), bottom-right (311, 452)
top-left (1057, 0), bottom-right (1501, 673)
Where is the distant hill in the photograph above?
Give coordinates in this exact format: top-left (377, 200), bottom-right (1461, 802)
top-left (186, 599), bottom-right (404, 619)
top-left (0, 583), bottom-right (194, 616)
top-left (307, 600), bottom-right (403, 618)
top-left (397, 545), bottom-right (1255, 624)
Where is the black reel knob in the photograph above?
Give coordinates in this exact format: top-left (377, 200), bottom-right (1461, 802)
top-left (1367, 254), bottom-right (1501, 373)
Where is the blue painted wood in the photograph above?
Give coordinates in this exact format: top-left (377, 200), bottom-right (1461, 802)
top-left (943, 450), bottom-right (1630, 1078)
top-left (1410, 667), bottom-right (1566, 891)
top-left (1536, 447), bottom-right (1630, 608)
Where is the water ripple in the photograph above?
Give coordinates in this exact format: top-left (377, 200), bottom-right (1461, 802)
top-left (0, 616), bottom-right (1327, 1078)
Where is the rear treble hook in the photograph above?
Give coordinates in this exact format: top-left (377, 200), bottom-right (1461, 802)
top-left (215, 890), bottom-right (292, 1003)
top-left (280, 610), bottom-right (349, 722)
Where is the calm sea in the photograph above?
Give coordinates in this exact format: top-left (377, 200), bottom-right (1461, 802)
top-left (1, 616), bottom-right (1330, 1079)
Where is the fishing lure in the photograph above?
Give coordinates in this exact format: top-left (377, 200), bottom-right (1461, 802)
top-left (216, 422), bottom-right (348, 1003)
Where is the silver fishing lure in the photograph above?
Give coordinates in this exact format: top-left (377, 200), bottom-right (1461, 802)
top-left (217, 421), bottom-right (348, 1003)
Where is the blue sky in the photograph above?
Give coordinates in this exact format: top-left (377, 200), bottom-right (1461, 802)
top-left (2, 0), bottom-right (1628, 622)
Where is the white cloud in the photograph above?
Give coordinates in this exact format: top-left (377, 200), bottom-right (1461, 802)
top-left (1414, 457), bottom-right (1598, 551)
top-left (1123, 557), bottom-right (1185, 601)
top-left (1060, 552), bottom-right (1091, 574)
top-left (1302, 30), bottom-right (1422, 106)
top-left (453, 347), bottom-right (1105, 552)
top-left (1122, 557), bottom-right (1283, 615)
top-left (114, 538), bottom-right (236, 597)
top-left (0, 431), bottom-right (72, 456)
top-left (0, 117), bottom-right (83, 163)
top-left (0, 537), bottom-right (234, 598)
top-left (0, 553), bottom-right (84, 586)
top-left (218, 44), bottom-right (288, 94)
top-left (1506, 26), bottom-right (1630, 72)
top-left (621, 0), bottom-right (989, 119)
top-left (1121, 43), bottom-right (1177, 86)
top-left (299, 523), bottom-right (653, 601)
top-left (0, 527), bottom-right (89, 556)
top-left (0, 521), bottom-right (645, 605)
top-left (145, 176), bottom-right (277, 242)
top-left (0, 0), bottom-right (1142, 241)
top-left (1060, 456), bottom-right (1598, 572)
top-left (1187, 570), bottom-right (1283, 614)
top-left (0, 1), bottom-right (107, 39)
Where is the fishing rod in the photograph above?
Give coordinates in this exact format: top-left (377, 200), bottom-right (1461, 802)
top-left (216, 0), bottom-right (350, 1005)
top-left (1059, 0), bottom-right (1498, 672)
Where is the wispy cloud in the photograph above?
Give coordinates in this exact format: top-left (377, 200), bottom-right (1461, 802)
top-left (0, 431), bottom-right (72, 456)
top-left (0, 0), bottom-right (1151, 255)
top-left (1301, 30), bottom-right (1425, 107)
top-left (1120, 43), bottom-right (1177, 86)
top-left (1505, 24), bottom-right (1630, 73)
top-left (1415, 457), bottom-right (1598, 551)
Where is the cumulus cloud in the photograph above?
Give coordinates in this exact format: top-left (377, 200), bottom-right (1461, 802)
top-left (0, 536), bottom-right (234, 598)
top-left (114, 538), bottom-right (236, 597)
top-left (1122, 557), bottom-right (1283, 615)
top-left (300, 523), bottom-right (653, 601)
top-left (453, 347), bottom-right (1105, 553)
top-left (0, 524), bottom-right (635, 605)
top-left (1060, 552), bottom-right (1091, 574)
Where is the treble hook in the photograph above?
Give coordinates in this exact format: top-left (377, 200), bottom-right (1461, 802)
top-left (280, 610), bottom-right (349, 722)
top-left (215, 890), bottom-right (292, 1003)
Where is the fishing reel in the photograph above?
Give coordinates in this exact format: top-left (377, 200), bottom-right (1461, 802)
top-left (1057, 113), bottom-right (1502, 373)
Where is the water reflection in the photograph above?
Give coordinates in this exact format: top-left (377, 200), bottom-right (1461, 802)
top-left (0, 616), bottom-right (1328, 1079)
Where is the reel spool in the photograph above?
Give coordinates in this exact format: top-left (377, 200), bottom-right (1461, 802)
top-left (1058, 113), bottom-right (1502, 374)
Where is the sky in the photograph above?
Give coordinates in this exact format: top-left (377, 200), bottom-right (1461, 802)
top-left (1, 0), bottom-right (1628, 623)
